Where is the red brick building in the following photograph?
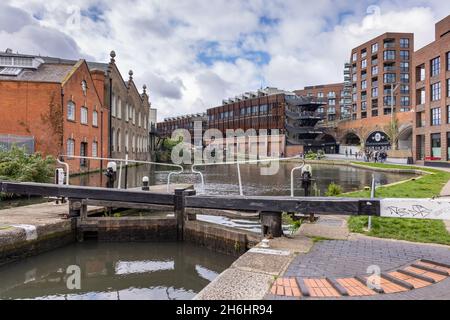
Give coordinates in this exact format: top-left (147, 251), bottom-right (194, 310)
top-left (0, 50), bottom-right (108, 173)
top-left (413, 15), bottom-right (450, 166)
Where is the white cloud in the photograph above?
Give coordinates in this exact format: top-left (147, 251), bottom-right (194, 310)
top-left (1, 0), bottom-right (450, 120)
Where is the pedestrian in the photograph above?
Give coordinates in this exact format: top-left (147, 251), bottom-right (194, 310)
top-left (345, 149), bottom-right (348, 158)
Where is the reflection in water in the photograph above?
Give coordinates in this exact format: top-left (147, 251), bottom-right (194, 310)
top-left (0, 243), bottom-right (234, 300)
top-left (71, 163), bottom-right (417, 196)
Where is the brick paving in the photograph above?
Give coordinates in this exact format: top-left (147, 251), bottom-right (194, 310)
top-left (266, 237), bottom-right (450, 300)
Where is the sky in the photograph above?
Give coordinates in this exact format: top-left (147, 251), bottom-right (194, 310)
top-left (1, 0), bottom-right (450, 121)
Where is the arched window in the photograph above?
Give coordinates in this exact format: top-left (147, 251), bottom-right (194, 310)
top-left (125, 131), bottom-right (129, 153)
top-left (117, 98), bottom-right (122, 119)
top-left (67, 101), bottom-right (75, 121)
top-left (132, 135), bottom-right (135, 152)
top-left (111, 94), bottom-right (116, 117)
top-left (138, 112), bottom-right (142, 127)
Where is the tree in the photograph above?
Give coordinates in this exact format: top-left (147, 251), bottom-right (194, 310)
top-left (384, 116), bottom-right (400, 151)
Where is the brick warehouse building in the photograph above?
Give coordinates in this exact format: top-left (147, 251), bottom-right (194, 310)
top-left (413, 15), bottom-right (450, 166)
top-left (0, 50), bottom-right (108, 173)
top-left (43, 52), bottom-right (157, 162)
top-left (157, 113), bottom-right (207, 147)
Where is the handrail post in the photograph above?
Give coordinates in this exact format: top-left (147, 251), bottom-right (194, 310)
top-left (174, 189), bottom-right (186, 241)
top-left (237, 163), bottom-right (244, 196)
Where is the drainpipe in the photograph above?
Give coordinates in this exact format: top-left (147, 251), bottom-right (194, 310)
top-left (60, 88), bottom-right (65, 158)
top-left (109, 76), bottom-right (113, 158)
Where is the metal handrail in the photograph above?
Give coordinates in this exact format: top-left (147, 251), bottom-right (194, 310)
top-left (192, 155), bottom-right (301, 196)
top-left (56, 158), bottom-right (70, 186)
top-left (58, 155), bottom-right (184, 191)
top-left (291, 160), bottom-right (306, 197)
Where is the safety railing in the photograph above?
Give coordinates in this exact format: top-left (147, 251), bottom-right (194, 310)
top-left (290, 160), bottom-right (306, 197)
top-left (191, 155), bottom-right (302, 196)
top-left (58, 155), bottom-right (184, 192)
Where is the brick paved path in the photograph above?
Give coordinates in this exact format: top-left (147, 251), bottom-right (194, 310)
top-left (266, 237), bottom-right (450, 300)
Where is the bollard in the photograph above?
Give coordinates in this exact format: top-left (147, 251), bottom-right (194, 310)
top-left (174, 189), bottom-right (186, 241)
top-left (54, 168), bottom-right (66, 204)
top-left (142, 176), bottom-right (150, 191)
top-left (105, 162), bottom-right (117, 189)
top-left (260, 212), bottom-right (283, 238)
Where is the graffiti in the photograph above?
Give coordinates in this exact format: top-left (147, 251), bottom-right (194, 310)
top-left (386, 205), bottom-right (433, 218)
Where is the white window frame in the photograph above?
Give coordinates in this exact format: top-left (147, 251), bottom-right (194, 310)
top-left (67, 139), bottom-right (75, 157)
top-left (92, 141), bottom-right (98, 157)
top-left (93, 110), bottom-right (98, 127)
top-left (81, 107), bottom-right (88, 125)
top-left (68, 101), bottom-right (75, 121)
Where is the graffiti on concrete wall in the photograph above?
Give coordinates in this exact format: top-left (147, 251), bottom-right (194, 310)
top-left (381, 199), bottom-right (450, 220)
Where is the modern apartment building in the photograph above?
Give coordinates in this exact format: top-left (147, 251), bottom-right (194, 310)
top-left (413, 15), bottom-right (450, 165)
top-left (0, 50), bottom-right (109, 173)
top-left (294, 83), bottom-right (348, 126)
top-left (349, 32), bottom-right (414, 120)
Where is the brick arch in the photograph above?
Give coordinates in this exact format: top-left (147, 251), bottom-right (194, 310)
top-left (339, 130), bottom-right (362, 146)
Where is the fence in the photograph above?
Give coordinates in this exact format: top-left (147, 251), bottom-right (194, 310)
top-left (0, 135), bottom-right (35, 154)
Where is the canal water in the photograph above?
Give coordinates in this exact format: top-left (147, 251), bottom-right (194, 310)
top-left (0, 242), bottom-right (235, 300)
top-left (71, 162), bottom-right (417, 197)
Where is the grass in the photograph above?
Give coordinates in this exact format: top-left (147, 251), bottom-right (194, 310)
top-left (341, 163), bottom-right (450, 245)
top-left (310, 236), bottom-right (334, 243)
top-left (343, 162), bottom-right (450, 199)
top-left (349, 216), bottom-right (450, 246)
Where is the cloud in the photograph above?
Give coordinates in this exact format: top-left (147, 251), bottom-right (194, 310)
top-left (1, 0), bottom-right (450, 120)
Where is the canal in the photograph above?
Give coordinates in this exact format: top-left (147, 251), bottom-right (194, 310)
top-left (0, 242), bottom-right (235, 300)
top-left (71, 162), bottom-right (417, 196)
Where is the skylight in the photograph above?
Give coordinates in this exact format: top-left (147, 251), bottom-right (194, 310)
top-left (0, 67), bottom-right (23, 76)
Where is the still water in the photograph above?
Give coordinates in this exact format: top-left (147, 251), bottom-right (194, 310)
top-left (72, 162), bottom-right (417, 196)
top-left (0, 242), bottom-right (235, 300)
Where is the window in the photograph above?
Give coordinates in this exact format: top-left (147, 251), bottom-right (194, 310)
top-left (81, 107), bottom-right (88, 124)
top-left (400, 62), bottom-right (409, 72)
top-left (400, 38), bottom-right (409, 48)
top-left (317, 92), bottom-right (324, 98)
top-left (372, 87), bottom-right (378, 98)
top-left (400, 73), bottom-right (410, 83)
top-left (361, 59), bottom-right (367, 69)
top-left (400, 85), bottom-right (409, 95)
top-left (352, 53), bottom-right (357, 62)
top-left (125, 132), bottom-right (129, 153)
top-left (93, 110), bottom-right (98, 127)
top-left (111, 94), bottom-right (116, 117)
top-left (431, 82), bottom-right (441, 101)
top-left (67, 139), bottom-right (75, 157)
top-left (431, 108), bottom-right (441, 126)
top-left (384, 50), bottom-right (395, 60)
top-left (92, 141), bottom-right (98, 158)
top-left (431, 133), bottom-right (441, 158)
top-left (361, 80), bottom-right (367, 90)
top-left (372, 43), bottom-right (378, 53)
top-left (384, 96), bottom-right (396, 107)
top-left (447, 79), bottom-right (450, 97)
top-left (81, 80), bottom-right (87, 96)
top-left (384, 73), bottom-right (396, 84)
top-left (431, 57), bottom-right (441, 77)
top-left (401, 96), bottom-right (410, 107)
top-left (418, 88), bottom-right (426, 105)
top-left (447, 52), bottom-right (450, 71)
top-left (138, 112), bottom-right (142, 127)
top-left (67, 101), bottom-right (75, 121)
top-left (117, 130), bottom-right (121, 152)
top-left (400, 50), bottom-right (409, 60)
top-left (328, 99), bottom-right (336, 106)
top-left (361, 50), bottom-right (367, 59)
top-left (117, 98), bottom-right (122, 119)
top-left (372, 65), bottom-right (378, 76)
top-left (448, 106), bottom-right (450, 124)
top-left (417, 65), bottom-right (426, 82)
top-left (361, 101), bottom-right (367, 111)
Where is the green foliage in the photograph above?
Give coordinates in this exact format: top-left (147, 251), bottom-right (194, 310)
top-left (305, 150), bottom-right (325, 160)
top-left (283, 213), bottom-right (302, 235)
top-left (0, 146), bottom-right (55, 183)
top-left (349, 216), bottom-right (450, 245)
top-left (344, 162), bottom-right (450, 199)
top-left (325, 183), bottom-right (342, 197)
top-left (162, 137), bottom-right (183, 151)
